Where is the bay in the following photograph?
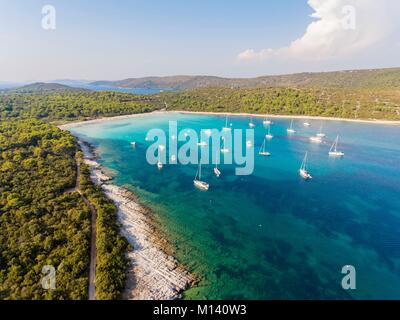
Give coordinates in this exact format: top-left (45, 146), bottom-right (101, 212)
top-left (70, 113), bottom-right (400, 300)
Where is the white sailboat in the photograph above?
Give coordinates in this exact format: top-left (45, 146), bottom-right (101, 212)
top-left (299, 152), bottom-right (312, 180)
top-left (130, 141), bottom-right (136, 146)
top-left (157, 159), bottom-right (163, 169)
top-left (214, 166), bottom-right (221, 177)
top-left (221, 137), bottom-right (229, 153)
top-left (249, 116), bottom-right (256, 128)
top-left (263, 114), bottom-right (272, 125)
top-left (317, 123), bottom-right (326, 137)
top-left (222, 116), bottom-right (231, 132)
top-left (259, 138), bottom-right (271, 156)
top-left (194, 162), bottom-right (209, 190)
top-left (329, 136), bottom-right (345, 157)
top-left (197, 141), bottom-right (208, 147)
top-left (157, 146), bottom-right (164, 169)
top-left (303, 122), bottom-right (311, 127)
top-left (214, 152), bottom-right (221, 177)
top-left (287, 119), bottom-right (296, 134)
top-left (309, 136), bottom-right (322, 143)
top-left (265, 125), bottom-right (273, 139)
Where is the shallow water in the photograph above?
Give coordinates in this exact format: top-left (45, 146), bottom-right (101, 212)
top-left (71, 113), bottom-right (400, 300)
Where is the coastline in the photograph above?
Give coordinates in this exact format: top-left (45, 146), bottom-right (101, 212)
top-left (77, 140), bottom-right (196, 300)
top-left (58, 111), bottom-right (169, 130)
top-left (58, 109), bottom-right (400, 299)
top-left (177, 111), bottom-right (400, 125)
top-left (58, 110), bottom-right (400, 129)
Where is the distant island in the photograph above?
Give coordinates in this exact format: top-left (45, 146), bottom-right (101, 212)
top-left (3, 82), bottom-right (89, 93)
top-left (89, 67), bottom-right (400, 90)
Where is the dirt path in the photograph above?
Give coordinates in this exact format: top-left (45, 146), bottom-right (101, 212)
top-left (68, 156), bottom-right (97, 300)
top-left (81, 191), bottom-right (97, 300)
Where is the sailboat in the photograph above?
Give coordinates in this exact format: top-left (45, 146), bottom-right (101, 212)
top-left (299, 152), bottom-right (312, 180)
top-left (221, 137), bottom-right (229, 153)
top-left (214, 152), bottom-right (221, 177)
top-left (317, 123), bottom-right (326, 137)
top-left (157, 146), bottom-right (164, 169)
top-left (263, 114), bottom-right (272, 125)
top-left (222, 116), bottom-right (231, 132)
top-left (303, 122), bottom-right (311, 127)
top-left (197, 141), bottom-right (208, 147)
top-left (265, 125), bottom-right (273, 139)
top-left (157, 159), bottom-right (163, 170)
top-left (249, 116), bottom-right (256, 128)
top-left (130, 141), bottom-right (136, 147)
top-left (259, 138), bottom-right (271, 156)
top-left (309, 136), bottom-right (322, 143)
top-left (329, 136), bottom-right (345, 157)
top-left (287, 119), bottom-right (296, 134)
top-left (194, 162), bottom-right (209, 190)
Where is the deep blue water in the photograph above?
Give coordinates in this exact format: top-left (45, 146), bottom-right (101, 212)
top-left (70, 113), bottom-right (400, 300)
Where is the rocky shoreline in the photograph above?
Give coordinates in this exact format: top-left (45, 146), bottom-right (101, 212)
top-left (78, 140), bottom-right (196, 300)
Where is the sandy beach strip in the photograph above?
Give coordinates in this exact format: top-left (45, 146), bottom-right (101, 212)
top-left (58, 111), bottom-right (170, 130)
top-left (177, 111), bottom-right (400, 125)
top-left (77, 141), bottom-right (196, 300)
top-left (58, 110), bottom-right (400, 129)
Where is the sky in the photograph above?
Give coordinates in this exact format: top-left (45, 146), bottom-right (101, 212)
top-left (0, 0), bottom-right (399, 82)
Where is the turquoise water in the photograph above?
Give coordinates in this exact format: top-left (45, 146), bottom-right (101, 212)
top-left (71, 113), bottom-right (400, 300)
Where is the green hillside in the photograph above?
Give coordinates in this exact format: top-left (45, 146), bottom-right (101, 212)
top-left (90, 68), bottom-right (400, 90)
top-left (5, 82), bottom-right (88, 93)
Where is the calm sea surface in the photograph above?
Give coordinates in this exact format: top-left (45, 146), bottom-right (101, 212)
top-left (70, 113), bottom-right (400, 300)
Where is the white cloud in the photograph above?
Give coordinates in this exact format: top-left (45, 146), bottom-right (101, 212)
top-left (238, 0), bottom-right (400, 62)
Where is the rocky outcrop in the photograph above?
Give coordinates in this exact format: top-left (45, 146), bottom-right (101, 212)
top-left (79, 140), bottom-right (196, 300)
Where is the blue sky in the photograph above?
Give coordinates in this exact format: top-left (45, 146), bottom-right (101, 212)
top-left (0, 0), bottom-right (399, 81)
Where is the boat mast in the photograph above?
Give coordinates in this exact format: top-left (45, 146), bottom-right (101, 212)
top-left (199, 162), bottom-right (202, 180)
top-left (330, 136), bottom-right (338, 152)
top-left (195, 162), bottom-right (200, 181)
top-left (335, 136), bottom-right (339, 152)
top-left (302, 152), bottom-right (308, 171)
top-left (260, 139), bottom-right (266, 153)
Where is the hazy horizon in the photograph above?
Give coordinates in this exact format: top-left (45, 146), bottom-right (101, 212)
top-left (1, 0), bottom-right (400, 82)
top-left (2, 65), bottom-right (399, 86)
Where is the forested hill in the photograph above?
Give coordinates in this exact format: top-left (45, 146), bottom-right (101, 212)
top-left (0, 121), bottom-right (91, 299)
top-left (0, 119), bottom-right (128, 300)
top-left (1, 85), bottom-right (400, 121)
top-left (163, 87), bottom-right (400, 120)
top-left (90, 68), bottom-right (400, 90)
top-left (5, 82), bottom-right (88, 93)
